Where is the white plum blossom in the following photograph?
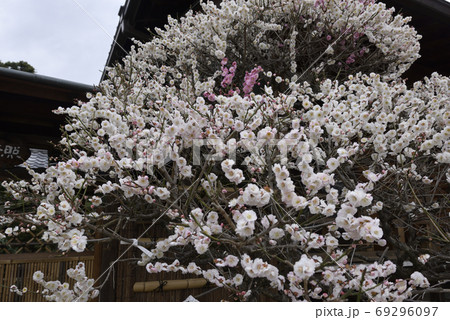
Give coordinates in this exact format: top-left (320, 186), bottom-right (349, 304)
top-left (241, 184), bottom-right (271, 207)
top-left (410, 272), bottom-right (430, 288)
top-left (293, 255), bottom-right (316, 280)
top-left (269, 228), bottom-right (285, 240)
top-left (418, 254), bottom-right (430, 265)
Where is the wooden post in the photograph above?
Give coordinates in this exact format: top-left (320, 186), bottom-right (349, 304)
top-left (92, 234), bottom-right (103, 302)
top-left (397, 227), bottom-right (406, 244)
top-left (97, 239), bottom-right (119, 302)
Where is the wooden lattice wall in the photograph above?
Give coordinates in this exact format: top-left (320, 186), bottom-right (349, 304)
top-left (0, 252), bottom-right (94, 302)
top-left (0, 229), bottom-right (58, 254)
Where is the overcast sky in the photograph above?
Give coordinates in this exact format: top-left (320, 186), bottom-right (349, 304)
top-left (0, 0), bottom-right (125, 85)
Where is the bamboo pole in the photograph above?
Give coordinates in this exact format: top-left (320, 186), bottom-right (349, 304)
top-left (133, 278), bottom-right (207, 292)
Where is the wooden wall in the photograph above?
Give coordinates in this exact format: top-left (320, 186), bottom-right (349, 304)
top-left (0, 252), bottom-right (94, 302)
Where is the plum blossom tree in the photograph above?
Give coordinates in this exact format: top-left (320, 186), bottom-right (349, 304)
top-left (1, 0), bottom-right (449, 301)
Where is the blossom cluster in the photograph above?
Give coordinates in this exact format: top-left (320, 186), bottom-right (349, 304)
top-left (130, 0), bottom-right (420, 90)
top-left (9, 262), bottom-right (98, 302)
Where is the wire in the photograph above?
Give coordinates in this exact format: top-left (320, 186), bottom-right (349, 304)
top-left (70, 0), bottom-right (128, 56)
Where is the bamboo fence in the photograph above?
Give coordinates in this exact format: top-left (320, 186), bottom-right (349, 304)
top-left (0, 251), bottom-right (94, 302)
